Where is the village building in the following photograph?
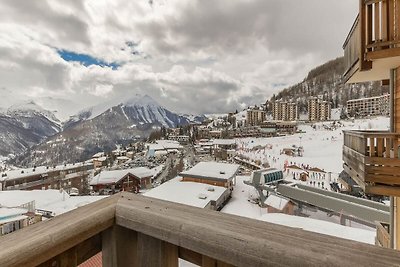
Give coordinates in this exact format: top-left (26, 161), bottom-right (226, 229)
top-left (93, 156), bottom-right (108, 168)
top-left (308, 96), bottom-right (331, 121)
top-left (146, 140), bottom-right (183, 158)
top-left (90, 167), bottom-right (153, 194)
top-left (179, 162), bottom-right (240, 189)
top-left (272, 101), bottom-right (299, 121)
top-left (264, 194), bottom-right (295, 215)
top-left (168, 135), bottom-right (190, 144)
top-left (0, 162), bottom-right (94, 193)
top-left (246, 108), bottom-right (266, 126)
top-left (347, 94), bottom-right (390, 117)
top-left (144, 177), bottom-right (231, 210)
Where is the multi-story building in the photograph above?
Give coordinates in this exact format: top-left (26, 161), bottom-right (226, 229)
top-left (347, 94), bottom-right (390, 117)
top-left (246, 108), bottom-right (266, 126)
top-left (341, 0), bottom-right (400, 249)
top-left (307, 97), bottom-right (331, 121)
top-left (272, 101), bottom-right (298, 121)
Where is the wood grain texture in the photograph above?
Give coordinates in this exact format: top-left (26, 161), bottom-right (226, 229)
top-left (116, 193), bottom-right (400, 267)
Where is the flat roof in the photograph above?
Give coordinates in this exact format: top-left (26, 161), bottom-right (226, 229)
top-left (0, 161), bottom-right (94, 182)
top-left (212, 139), bottom-right (236, 146)
top-left (0, 190), bottom-right (105, 216)
top-left (180, 162), bottom-right (240, 181)
top-left (144, 177), bottom-right (227, 208)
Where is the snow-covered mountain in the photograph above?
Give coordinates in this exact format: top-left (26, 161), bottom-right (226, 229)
top-left (13, 95), bottom-right (205, 166)
top-left (64, 94), bottom-right (204, 129)
top-left (0, 101), bottom-right (61, 157)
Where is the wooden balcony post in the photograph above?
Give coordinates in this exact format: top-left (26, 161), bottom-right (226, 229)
top-left (102, 226), bottom-right (138, 267)
top-left (136, 233), bottom-right (179, 267)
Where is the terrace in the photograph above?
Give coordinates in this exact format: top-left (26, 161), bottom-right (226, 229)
top-left (343, 0), bottom-right (400, 83)
top-left (343, 130), bottom-right (400, 196)
top-left (1, 192), bottom-right (400, 266)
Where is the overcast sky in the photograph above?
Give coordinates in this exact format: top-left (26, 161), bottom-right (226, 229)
top-left (0, 0), bottom-right (358, 120)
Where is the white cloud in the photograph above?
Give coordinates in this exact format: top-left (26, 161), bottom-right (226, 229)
top-left (0, 0), bottom-right (359, 119)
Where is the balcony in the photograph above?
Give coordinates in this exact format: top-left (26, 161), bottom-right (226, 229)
top-left (343, 0), bottom-right (400, 83)
top-left (1, 192), bottom-right (400, 266)
top-left (343, 130), bottom-right (400, 196)
top-left (376, 221), bottom-right (391, 248)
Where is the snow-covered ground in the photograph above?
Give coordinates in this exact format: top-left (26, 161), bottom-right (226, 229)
top-left (236, 117), bottom-right (389, 175)
top-left (222, 176), bottom-right (376, 244)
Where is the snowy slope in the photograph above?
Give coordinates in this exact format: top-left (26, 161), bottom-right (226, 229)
top-left (0, 101), bottom-right (61, 157)
top-left (65, 94), bottom-right (204, 129)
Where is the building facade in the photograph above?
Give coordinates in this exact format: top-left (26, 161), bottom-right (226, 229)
top-left (347, 94), bottom-right (390, 117)
top-left (246, 109), bottom-right (266, 126)
top-left (272, 101), bottom-right (298, 121)
top-left (308, 97), bottom-right (331, 121)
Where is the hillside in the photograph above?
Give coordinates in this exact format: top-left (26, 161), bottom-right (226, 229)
top-left (12, 95), bottom-right (204, 167)
top-left (269, 57), bottom-right (389, 113)
top-left (0, 101), bottom-right (61, 157)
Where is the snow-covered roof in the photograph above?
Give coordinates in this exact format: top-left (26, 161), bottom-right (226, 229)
top-left (0, 190), bottom-right (105, 216)
top-left (264, 195), bottom-right (291, 210)
top-left (144, 177), bottom-right (227, 208)
top-left (0, 161), bottom-right (94, 182)
top-left (0, 207), bottom-right (28, 219)
top-left (147, 140), bottom-right (183, 151)
top-left (90, 167), bottom-right (153, 185)
top-left (92, 152), bottom-right (105, 158)
top-left (93, 156), bottom-right (107, 162)
top-left (180, 162), bottom-right (240, 181)
top-left (212, 139), bottom-right (236, 146)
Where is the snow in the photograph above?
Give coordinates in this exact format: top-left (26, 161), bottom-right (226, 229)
top-left (212, 139), bottom-right (236, 146)
top-left (7, 100), bottom-right (61, 125)
top-left (0, 207), bottom-right (28, 219)
top-left (0, 161), bottom-right (94, 182)
top-left (0, 190), bottom-right (105, 216)
top-left (264, 194), bottom-right (290, 210)
top-left (259, 213), bottom-right (375, 244)
top-left (144, 177), bottom-right (227, 208)
top-left (180, 162), bottom-right (240, 181)
top-left (236, 117), bottom-right (389, 175)
top-left (222, 176), bottom-right (376, 244)
top-left (90, 167), bottom-right (153, 185)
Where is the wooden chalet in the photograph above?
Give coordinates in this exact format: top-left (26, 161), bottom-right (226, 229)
top-left (90, 168), bottom-right (152, 194)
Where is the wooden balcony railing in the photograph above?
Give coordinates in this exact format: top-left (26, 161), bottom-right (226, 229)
top-left (376, 221), bottom-right (391, 248)
top-left (343, 130), bottom-right (400, 196)
top-left (1, 192), bottom-right (400, 266)
top-left (343, 0), bottom-right (400, 82)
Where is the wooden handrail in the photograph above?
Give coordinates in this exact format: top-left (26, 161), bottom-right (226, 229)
top-left (2, 192), bottom-right (400, 266)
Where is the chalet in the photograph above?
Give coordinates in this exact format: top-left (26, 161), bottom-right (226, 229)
top-left (179, 162), bottom-right (240, 189)
top-left (286, 165), bottom-right (308, 181)
top-left (93, 156), bottom-right (108, 168)
top-left (90, 167), bottom-right (153, 193)
top-left (264, 194), bottom-right (295, 215)
top-left (144, 177), bottom-right (230, 210)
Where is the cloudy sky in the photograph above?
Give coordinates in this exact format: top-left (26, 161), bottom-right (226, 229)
top-left (0, 0), bottom-right (358, 120)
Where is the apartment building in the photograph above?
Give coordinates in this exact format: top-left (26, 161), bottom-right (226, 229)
top-left (307, 97), bottom-right (331, 121)
top-left (347, 94), bottom-right (390, 117)
top-left (246, 108), bottom-right (266, 126)
top-left (272, 101), bottom-right (298, 121)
